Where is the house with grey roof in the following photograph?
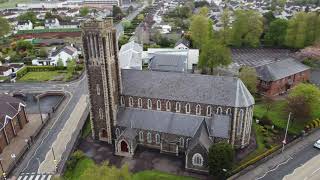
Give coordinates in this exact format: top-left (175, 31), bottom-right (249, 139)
top-left (82, 18), bottom-right (255, 174)
top-left (256, 58), bottom-right (310, 96)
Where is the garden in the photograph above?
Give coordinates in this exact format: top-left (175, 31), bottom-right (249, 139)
top-left (60, 150), bottom-right (195, 180)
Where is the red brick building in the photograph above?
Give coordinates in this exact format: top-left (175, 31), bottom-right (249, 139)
top-left (256, 58), bottom-right (310, 97)
top-left (0, 94), bottom-right (29, 153)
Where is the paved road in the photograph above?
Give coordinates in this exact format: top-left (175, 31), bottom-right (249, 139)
top-left (234, 129), bottom-right (320, 180)
top-left (0, 75), bottom-right (89, 176)
top-left (283, 153), bottom-right (320, 180)
top-left (259, 144), bottom-right (320, 180)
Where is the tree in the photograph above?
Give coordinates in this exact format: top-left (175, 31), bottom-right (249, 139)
top-left (80, 7), bottom-right (89, 17)
top-left (199, 6), bottom-right (209, 16)
top-left (67, 59), bottom-right (76, 75)
top-left (189, 14), bottom-right (209, 49)
top-left (57, 58), bottom-right (64, 67)
top-left (219, 8), bottom-right (231, 45)
top-left (38, 48), bottom-right (48, 58)
top-left (230, 10), bottom-right (263, 47)
top-left (285, 12), bottom-right (308, 48)
top-left (264, 19), bottom-right (288, 47)
top-left (80, 162), bottom-right (131, 180)
top-left (262, 96), bottom-right (274, 114)
top-left (287, 83), bottom-right (320, 119)
top-left (239, 66), bottom-right (258, 94)
top-left (18, 11), bottom-right (37, 24)
top-left (122, 20), bottom-right (132, 30)
top-left (208, 142), bottom-right (235, 178)
top-left (127, 5), bottom-right (134, 14)
top-left (16, 40), bottom-right (33, 52)
top-left (0, 16), bottom-right (10, 37)
top-left (287, 95), bottom-right (311, 121)
top-left (113, 6), bottom-right (123, 20)
top-left (118, 35), bottom-right (130, 48)
top-left (45, 12), bottom-right (54, 19)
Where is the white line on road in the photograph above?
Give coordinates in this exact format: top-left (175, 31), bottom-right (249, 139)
top-left (255, 155), bottom-right (293, 180)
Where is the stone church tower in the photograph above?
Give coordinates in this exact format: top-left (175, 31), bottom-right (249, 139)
top-left (81, 18), bottom-right (121, 144)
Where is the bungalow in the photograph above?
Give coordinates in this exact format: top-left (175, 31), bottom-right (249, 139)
top-left (16, 20), bottom-right (33, 31)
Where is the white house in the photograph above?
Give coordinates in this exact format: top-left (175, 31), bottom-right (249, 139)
top-left (45, 18), bottom-right (60, 29)
top-left (119, 41), bottom-right (143, 70)
top-left (174, 38), bottom-right (190, 50)
top-left (16, 20), bottom-right (33, 31)
top-left (32, 45), bottom-right (78, 66)
top-left (159, 25), bottom-right (171, 34)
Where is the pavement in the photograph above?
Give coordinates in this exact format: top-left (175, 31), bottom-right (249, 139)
top-left (234, 129), bottom-right (320, 180)
top-left (0, 75), bottom-right (89, 177)
top-left (38, 95), bottom-right (88, 173)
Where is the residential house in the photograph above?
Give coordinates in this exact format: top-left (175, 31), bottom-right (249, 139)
top-left (45, 18), bottom-right (60, 29)
top-left (174, 38), bottom-right (191, 50)
top-left (256, 58), bottom-right (310, 96)
top-left (32, 45), bottom-right (78, 66)
top-left (0, 94), bottom-right (29, 153)
top-left (16, 20), bottom-right (33, 31)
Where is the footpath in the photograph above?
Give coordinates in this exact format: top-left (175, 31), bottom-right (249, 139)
top-left (38, 95), bottom-right (88, 173)
top-left (231, 129), bottom-right (320, 180)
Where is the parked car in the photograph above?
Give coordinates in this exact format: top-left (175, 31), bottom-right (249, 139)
top-left (314, 140), bottom-right (320, 149)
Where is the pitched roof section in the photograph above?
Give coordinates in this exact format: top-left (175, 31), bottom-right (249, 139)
top-left (51, 46), bottom-right (77, 57)
top-left (187, 121), bottom-right (212, 152)
top-left (117, 107), bottom-right (205, 137)
top-left (0, 94), bottom-right (25, 130)
top-left (121, 69), bottom-right (254, 107)
top-left (256, 58), bottom-right (310, 81)
top-left (175, 38), bottom-right (190, 48)
top-left (206, 114), bottom-right (231, 138)
top-left (119, 41), bottom-right (143, 70)
top-left (149, 53), bottom-right (187, 72)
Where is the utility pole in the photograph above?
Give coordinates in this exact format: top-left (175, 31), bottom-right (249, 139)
top-left (282, 112), bottom-right (291, 153)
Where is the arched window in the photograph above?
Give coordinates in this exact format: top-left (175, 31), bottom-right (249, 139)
top-left (139, 131), bottom-right (144, 142)
top-left (186, 138), bottom-right (191, 147)
top-left (116, 128), bottom-right (120, 138)
top-left (226, 108), bottom-right (231, 115)
top-left (147, 132), bottom-right (152, 143)
top-left (206, 106), bottom-right (212, 116)
top-left (185, 103), bottom-right (190, 114)
top-left (216, 107), bottom-right (222, 114)
top-left (96, 84), bottom-right (100, 95)
top-left (237, 109), bottom-right (244, 135)
top-left (196, 104), bottom-right (201, 115)
top-left (129, 97), bottom-right (134, 107)
top-left (192, 153), bottom-right (203, 166)
top-left (147, 99), bottom-right (152, 109)
top-left (138, 98), bottom-right (142, 108)
top-left (179, 137), bottom-right (184, 147)
top-left (157, 100), bottom-right (161, 110)
top-left (166, 101), bottom-right (171, 111)
top-left (99, 108), bottom-right (103, 119)
top-left (155, 134), bottom-right (160, 144)
top-left (176, 102), bottom-right (181, 112)
top-left (120, 96), bottom-right (125, 106)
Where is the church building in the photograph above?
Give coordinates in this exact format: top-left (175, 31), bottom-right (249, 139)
top-left (81, 18), bottom-right (255, 173)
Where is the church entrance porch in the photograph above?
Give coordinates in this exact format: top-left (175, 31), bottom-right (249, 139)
top-left (115, 128), bottom-right (138, 158)
top-left (121, 140), bottom-right (129, 152)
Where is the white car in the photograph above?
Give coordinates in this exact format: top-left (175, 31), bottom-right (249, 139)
top-left (314, 140), bottom-right (320, 149)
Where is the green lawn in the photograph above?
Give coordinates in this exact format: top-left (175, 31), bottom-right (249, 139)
top-left (81, 116), bottom-right (92, 139)
top-left (63, 154), bottom-right (195, 180)
top-left (254, 100), bottom-right (304, 134)
top-left (0, 76), bottom-right (8, 81)
top-left (17, 71), bottom-right (68, 82)
top-left (0, 0), bottom-right (33, 9)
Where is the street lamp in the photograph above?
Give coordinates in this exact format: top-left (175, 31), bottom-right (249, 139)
top-left (282, 112), bottom-right (292, 152)
top-left (0, 158), bottom-right (6, 180)
top-left (25, 138), bottom-right (29, 149)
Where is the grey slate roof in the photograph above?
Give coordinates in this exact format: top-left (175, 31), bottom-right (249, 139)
top-left (187, 121), bottom-right (212, 152)
top-left (149, 54), bottom-right (187, 72)
top-left (121, 69), bottom-right (255, 107)
top-left (175, 38), bottom-right (190, 48)
top-left (256, 58), bottom-right (310, 81)
top-left (206, 114), bottom-right (231, 138)
top-left (121, 128), bottom-right (137, 140)
top-left (0, 94), bottom-right (25, 130)
top-left (117, 107), bottom-right (206, 137)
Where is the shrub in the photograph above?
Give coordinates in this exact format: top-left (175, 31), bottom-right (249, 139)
top-left (265, 143), bottom-right (272, 149)
top-left (260, 115), bottom-right (273, 126)
top-left (66, 150), bottom-right (85, 171)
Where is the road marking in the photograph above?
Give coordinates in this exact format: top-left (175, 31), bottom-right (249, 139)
top-left (22, 90), bottom-right (73, 172)
top-left (255, 156), bottom-right (293, 180)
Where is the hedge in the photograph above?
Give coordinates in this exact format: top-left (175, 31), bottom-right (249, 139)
top-left (16, 65), bottom-right (84, 79)
top-left (231, 145), bottom-right (281, 175)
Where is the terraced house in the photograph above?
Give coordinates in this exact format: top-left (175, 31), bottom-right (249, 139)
top-left (81, 18), bottom-right (255, 173)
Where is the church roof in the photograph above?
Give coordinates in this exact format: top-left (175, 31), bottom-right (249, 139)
top-left (149, 53), bottom-right (187, 72)
top-left (117, 107), bottom-right (206, 137)
top-left (206, 114), bottom-right (231, 138)
top-left (121, 69), bottom-right (254, 107)
top-left (187, 121), bottom-right (212, 152)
